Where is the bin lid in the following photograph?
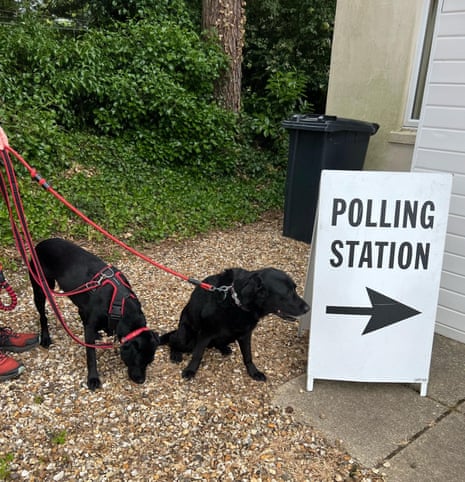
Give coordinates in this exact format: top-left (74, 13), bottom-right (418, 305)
top-left (282, 114), bottom-right (379, 135)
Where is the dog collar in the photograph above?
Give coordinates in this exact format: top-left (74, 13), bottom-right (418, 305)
top-left (120, 326), bottom-right (151, 345)
top-left (230, 285), bottom-right (250, 311)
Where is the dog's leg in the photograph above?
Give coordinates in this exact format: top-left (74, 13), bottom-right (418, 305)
top-left (170, 348), bottom-right (183, 363)
top-left (160, 331), bottom-right (184, 362)
top-left (237, 333), bottom-right (266, 381)
top-left (83, 322), bottom-right (101, 390)
top-left (31, 277), bottom-right (53, 348)
top-left (168, 323), bottom-right (195, 363)
top-left (182, 335), bottom-right (211, 380)
top-left (168, 330), bottom-right (184, 363)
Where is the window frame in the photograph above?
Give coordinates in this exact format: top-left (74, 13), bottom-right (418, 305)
top-left (404, 0), bottom-right (440, 128)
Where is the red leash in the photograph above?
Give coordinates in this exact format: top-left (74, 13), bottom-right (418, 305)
top-left (0, 140), bottom-right (226, 349)
top-left (6, 145), bottom-right (215, 292)
top-left (0, 146), bottom-right (115, 349)
top-left (0, 265), bottom-right (17, 311)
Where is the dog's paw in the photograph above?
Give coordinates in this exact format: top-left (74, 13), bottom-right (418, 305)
top-left (249, 370), bottom-right (267, 382)
top-left (87, 377), bottom-right (102, 390)
top-left (182, 368), bottom-right (196, 380)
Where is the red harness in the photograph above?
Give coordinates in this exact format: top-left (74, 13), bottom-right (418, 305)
top-left (52, 265), bottom-right (149, 345)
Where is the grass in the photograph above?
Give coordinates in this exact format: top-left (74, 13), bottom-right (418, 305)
top-left (0, 453), bottom-right (13, 480)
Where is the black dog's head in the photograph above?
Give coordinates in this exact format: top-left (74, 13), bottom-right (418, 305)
top-left (120, 329), bottom-right (160, 384)
top-left (237, 268), bottom-right (310, 320)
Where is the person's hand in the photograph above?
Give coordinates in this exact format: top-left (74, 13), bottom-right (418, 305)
top-left (0, 126), bottom-right (9, 150)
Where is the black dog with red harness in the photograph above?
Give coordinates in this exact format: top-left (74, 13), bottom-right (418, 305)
top-left (29, 237), bottom-right (159, 390)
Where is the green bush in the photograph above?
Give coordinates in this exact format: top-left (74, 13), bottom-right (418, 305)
top-left (244, 0), bottom-right (335, 107)
top-left (0, 13), bottom-right (240, 174)
top-left (243, 69), bottom-right (310, 149)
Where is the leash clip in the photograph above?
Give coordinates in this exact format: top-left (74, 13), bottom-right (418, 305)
top-left (214, 285), bottom-right (232, 301)
top-left (94, 266), bottom-right (115, 286)
top-left (84, 266), bottom-right (116, 291)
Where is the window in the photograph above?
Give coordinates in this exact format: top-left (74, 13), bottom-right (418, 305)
top-left (405, 0), bottom-right (439, 127)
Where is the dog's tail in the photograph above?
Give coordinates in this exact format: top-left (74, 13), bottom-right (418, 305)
top-left (159, 330), bottom-right (176, 345)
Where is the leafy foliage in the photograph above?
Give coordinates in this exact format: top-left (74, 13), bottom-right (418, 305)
top-left (0, 131), bottom-right (284, 245)
top-left (244, 0), bottom-right (335, 108)
top-left (0, 12), bottom-right (239, 174)
top-left (0, 453), bottom-right (14, 480)
top-left (242, 69), bottom-right (310, 150)
top-left (86, 0), bottom-right (192, 26)
top-left (243, 0), bottom-right (336, 148)
top-left (0, 2), bottom-right (334, 247)
top-left (49, 429), bottom-right (67, 445)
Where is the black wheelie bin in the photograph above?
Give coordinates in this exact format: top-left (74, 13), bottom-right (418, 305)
top-left (282, 114), bottom-right (379, 243)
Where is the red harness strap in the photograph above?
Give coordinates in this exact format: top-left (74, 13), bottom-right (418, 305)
top-left (98, 267), bottom-right (136, 330)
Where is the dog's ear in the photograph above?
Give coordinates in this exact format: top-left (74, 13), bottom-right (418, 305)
top-left (240, 273), bottom-right (266, 307)
top-left (120, 339), bottom-right (137, 361)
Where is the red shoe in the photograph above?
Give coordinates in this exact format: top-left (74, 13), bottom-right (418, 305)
top-left (0, 327), bottom-right (40, 353)
top-left (0, 351), bottom-right (24, 381)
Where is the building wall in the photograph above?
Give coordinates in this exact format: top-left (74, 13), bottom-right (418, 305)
top-left (412, 0), bottom-right (465, 343)
top-left (325, 0), bottom-right (425, 171)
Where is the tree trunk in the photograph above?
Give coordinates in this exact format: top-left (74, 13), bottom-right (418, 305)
top-left (202, 0), bottom-right (245, 112)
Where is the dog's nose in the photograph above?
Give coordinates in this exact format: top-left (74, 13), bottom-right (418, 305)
top-left (128, 368), bottom-right (146, 384)
top-left (302, 302), bottom-right (310, 313)
top-left (130, 374), bottom-right (145, 384)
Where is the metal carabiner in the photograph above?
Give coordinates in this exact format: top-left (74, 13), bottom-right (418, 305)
top-left (214, 285), bottom-right (232, 301)
top-left (95, 266), bottom-right (115, 286)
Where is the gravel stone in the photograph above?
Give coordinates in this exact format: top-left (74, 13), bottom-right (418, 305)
top-left (1, 214), bottom-right (385, 481)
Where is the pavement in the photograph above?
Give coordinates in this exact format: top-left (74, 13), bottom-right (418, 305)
top-left (272, 333), bottom-right (465, 481)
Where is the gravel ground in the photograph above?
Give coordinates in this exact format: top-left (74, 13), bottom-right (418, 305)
top-left (0, 213), bottom-right (386, 481)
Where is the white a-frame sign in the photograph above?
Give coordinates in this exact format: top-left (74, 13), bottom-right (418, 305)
top-left (301, 170), bottom-right (452, 396)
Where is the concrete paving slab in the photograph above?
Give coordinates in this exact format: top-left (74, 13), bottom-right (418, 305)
top-left (272, 375), bottom-right (446, 468)
top-left (427, 334), bottom-right (465, 406)
top-left (382, 411), bottom-right (465, 482)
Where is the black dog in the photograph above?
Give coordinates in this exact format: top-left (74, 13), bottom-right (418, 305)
top-left (160, 267), bottom-right (310, 381)
top-left (30, 237), bottom-right (159, 390)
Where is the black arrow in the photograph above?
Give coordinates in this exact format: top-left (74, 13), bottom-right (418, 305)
top-left (326, 288), bottom-right (421, 335)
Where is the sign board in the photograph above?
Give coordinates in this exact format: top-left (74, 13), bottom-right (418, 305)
top-left (302, 170), bottom-right (452, 396)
